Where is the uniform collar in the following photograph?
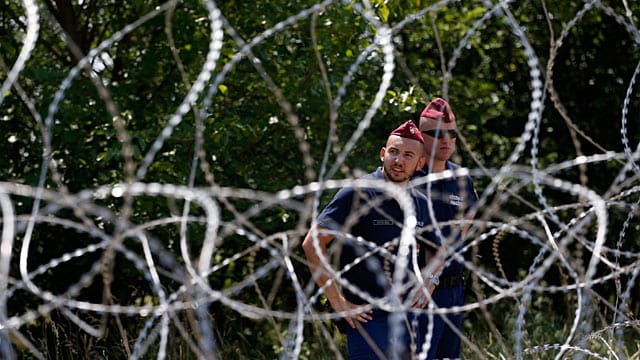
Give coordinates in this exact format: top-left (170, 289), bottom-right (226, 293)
top-left (374, 167), bottom-right (384, 179)
top-left (419, 161), bottom-right (456, 176)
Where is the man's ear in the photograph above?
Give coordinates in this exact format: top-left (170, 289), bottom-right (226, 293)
top-left (417, 155), bottom-right (426, 170)
top-left (380, 147), bottom-right (386, 162)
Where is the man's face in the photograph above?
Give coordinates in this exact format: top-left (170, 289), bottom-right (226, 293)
top-left (419, 117), bottom-right (457, 163)
top-left (380, 135), bottom-right (425, 183)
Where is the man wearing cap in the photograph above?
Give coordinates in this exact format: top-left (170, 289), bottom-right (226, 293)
top-left (302, 120), bottom-right (443, 359)
top-left (415, 97), bottom-right (478, 359)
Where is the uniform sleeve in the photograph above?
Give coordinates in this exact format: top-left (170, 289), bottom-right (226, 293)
top-left (315, 187), bottom-right (356, 230)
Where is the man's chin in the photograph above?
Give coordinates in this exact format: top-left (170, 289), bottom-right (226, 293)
top-left (389, 175), bottom-right (408, 183)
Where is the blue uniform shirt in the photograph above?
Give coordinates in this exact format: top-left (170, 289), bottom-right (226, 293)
top-left (316, 167), bottom-right (437, 305)
top-left (415, 161), bottom-right (478, 276)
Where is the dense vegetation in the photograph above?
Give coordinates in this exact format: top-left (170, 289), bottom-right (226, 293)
top-left (1, 0), bottom-right (639, 358)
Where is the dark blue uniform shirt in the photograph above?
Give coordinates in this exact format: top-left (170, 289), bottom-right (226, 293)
top-left (316, 167), bottom-right (437, 305)
top-left (415, 161), bottom-right (478, 276)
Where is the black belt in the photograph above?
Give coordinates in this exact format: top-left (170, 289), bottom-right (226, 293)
top-left (438, 273), bottom-right (464, 289)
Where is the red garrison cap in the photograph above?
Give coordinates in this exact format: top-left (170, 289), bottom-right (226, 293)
top-left (420, 97), bottom-right (456, 123)
top-left (390, 120), bottom-right (424, 144)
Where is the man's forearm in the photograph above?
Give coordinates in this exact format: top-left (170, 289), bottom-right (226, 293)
top-left (423, 245), bottom-right (446, 281)
top-left (302, 227), bottom-right (344, 305)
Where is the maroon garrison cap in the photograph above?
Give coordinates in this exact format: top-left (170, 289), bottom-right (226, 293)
top-left (420, 97), bottom-right (456, 123)
top-left (389, 120), bottom-right (424, 144)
